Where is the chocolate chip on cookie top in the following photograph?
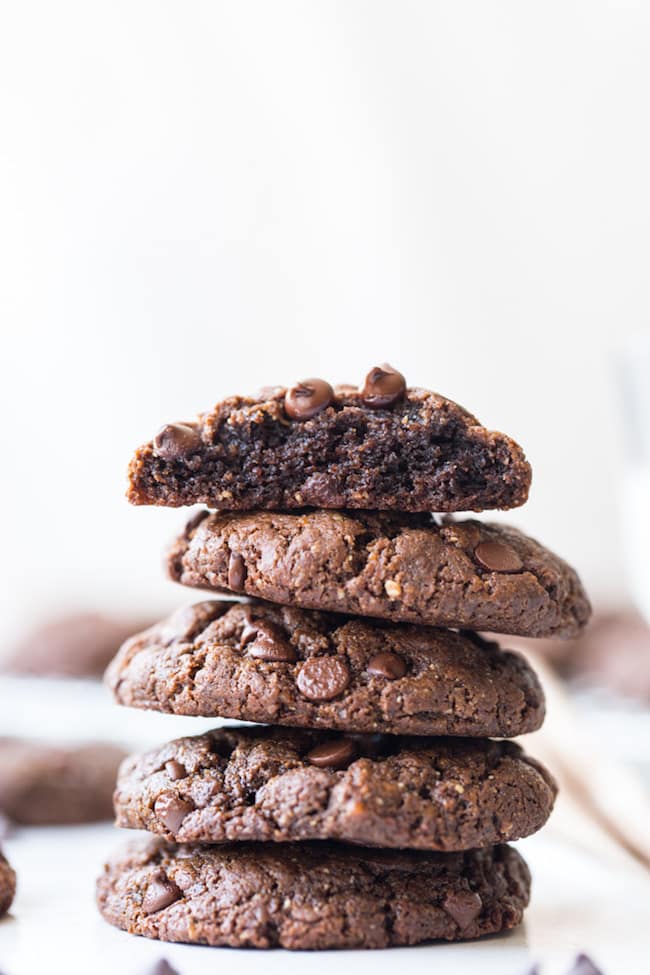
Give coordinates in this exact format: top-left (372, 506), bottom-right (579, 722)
top-left (360, 364), bottom-right (406, 407)
top-left (284, 378), bottom-right (334, 419)
top-left (305, 737), bottom-right (357, 769)
top-left (474, 540), bottom-right (524, 573)
top-left (295, 657), bottom-right (351, 701)
top-left (153, 422), bottom-right (202, 462)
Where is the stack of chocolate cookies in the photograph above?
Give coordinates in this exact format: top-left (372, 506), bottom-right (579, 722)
top-left (98, 366), bottom-right (591, 951)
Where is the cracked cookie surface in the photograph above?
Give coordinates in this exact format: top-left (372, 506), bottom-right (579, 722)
top-left (167, 511), bottom-right (591, 638)
top-left (105, 599), bottom-right (545, 736)
top-left (113, 725), bottom-right (556, 850)
top-left (96, 837), bottom-right (530, 949)
top-left (127, 381), bottom-right (531, 513)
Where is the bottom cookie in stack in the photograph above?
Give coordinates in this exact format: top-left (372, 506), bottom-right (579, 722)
top-left (97, 838), bottom-right (531, 950)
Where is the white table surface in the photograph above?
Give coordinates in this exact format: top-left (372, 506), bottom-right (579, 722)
top-left (0, 676), bottom-right (648, 975)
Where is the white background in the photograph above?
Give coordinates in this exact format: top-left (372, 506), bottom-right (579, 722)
top-left (2, 2), bottom-right (650, 642)
top-left (2, 7), bottom-right (650, 972)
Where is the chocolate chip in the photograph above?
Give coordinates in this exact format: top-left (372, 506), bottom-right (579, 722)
top-left (153, 423), bottom-right (202, 461)
top-left (367, 652), bottom-right (407, 680)
top-left (241, 620), bottom-right (298, 662)
top-left (145, 961), bottom-right (181, 975)
top-left (442, 889), bottom-right (482, 930)
top-left (360, 364), bottom-right (406, 408)
top-left (249, 636), bottom-right (297, 663)
top-left (306, 738), bottom-right (357, 769)
top-left (165, 600), bottom-right (225, 642)
top-left (153, 794), bottom-right (194, 833)
top-left (227, 553), bottom-right (247, 591)
top-left (165, 760), bottom-right (187, 781)
top-left (240, 621), bottom-right (259, 646)
top-left (284, 378), bottom-right (334, 420)
top-left (567, 955), bottom-right (605, 975)
top-left (142, 870), bottom-right (182, 915)
top-left (474, 540), bottom-right (523, 573)
top-left (296, 657), bottom-right (350, 701)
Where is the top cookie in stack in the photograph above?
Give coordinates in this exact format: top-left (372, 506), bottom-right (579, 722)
top-left (127, 365), bottom-right (532, 512)
top-left (99, 367), bottom-right (591, 951)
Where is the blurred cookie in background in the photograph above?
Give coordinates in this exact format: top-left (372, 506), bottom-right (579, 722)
top-left (0, 849), bottom-right (16, 917)
top-left (513, 609), bottom-right (650, 703)
top-left (0, 739), bottom-right (126, 825)
top-left (2, 611), bottom-right (157, 679)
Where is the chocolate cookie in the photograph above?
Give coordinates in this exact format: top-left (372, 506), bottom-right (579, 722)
top-left (127, 369), bottom-right (531, 513)
top-left (167, 511), bottom-right (591, 638)
top-left (0, 851), bottom-right (16, 917)
top-left (3, 611), bottom-right (156, 678)
top-left (0, 739), bottom-right (127, 825)
top-left (114, 726), bottom-right (556, 851)
top-left (97, 837), bottom-right (530, 949)
top-left (106, 599), bottom-right (545, 736)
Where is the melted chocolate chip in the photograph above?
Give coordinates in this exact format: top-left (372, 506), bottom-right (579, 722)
top-left (442, 889), bottom-right (483, 930)
top-left (306, 738), bottom-right (357, 769)
top-left (153, 794), bottom-right (195, 833)
top-left (284, 379), bottom-right (334, 420)
top-left (165, 601), bottom-right (224, 642)
top-left (360, 364), bottom-right (406, 408)
top-left (165, 760), bottom-right (187, 781)
top-left (227, 553), bottom-right (247, 591)
top-left (240, 620), bottom-right (298, 661)
top-left (153, 423), bottom-right (202, 462)
top-left (367, 651), bottom-right (407, 679)
top-left (249, 637), bottom-right (297, 662)
top-left (240, 621), bottom-right (258, 646)
top-left (142, 871), bottom-right (183, 915)
top-left (474, 540), bottom-right (523, 573)
top-left (296, 657), bottom-right (350, 701)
